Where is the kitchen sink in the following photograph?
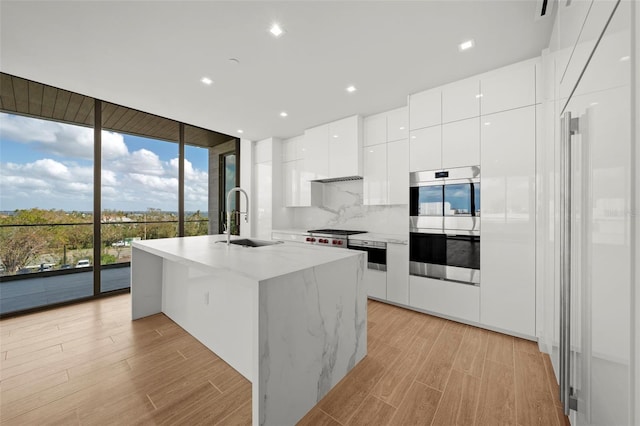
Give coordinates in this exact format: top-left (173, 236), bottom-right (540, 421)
top-left (223, 238), bottom-right (282, 248)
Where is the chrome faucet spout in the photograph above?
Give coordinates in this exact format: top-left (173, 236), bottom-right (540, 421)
top-left (226, 187), bottom-right (249, 245)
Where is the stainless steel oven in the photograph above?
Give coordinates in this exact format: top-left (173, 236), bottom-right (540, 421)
top-left (347, 239), bottom-right (387, 271)
top-left (409, 231), bottom-right (480, 284)
top-left (409, 166), bottom-right (480, 285)
top-left (409, 165), bottom-right (480, 233)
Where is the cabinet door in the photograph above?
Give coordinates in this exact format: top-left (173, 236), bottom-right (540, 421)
top-left (409, 88), bottom-right (441, 130)
top-left (298, 160), bottom-right (312, 206)
top-left (387, 139), bottom-right (409, 205)
top-left (442, 78), bottom-right (480, 123)
top-left (558, 0), bottom-right (619, 100)
top-left (442, 117), bottom-right (480, 169)
top-left (409, 275), bottom-right (480, 323)
top-left (282, 137), bottom-right (297, 162)
top-left (480, 106), bottom-right (535, 336)
top-left (364, 113), bottom-right (387, 147)
top-left (329, 116), bottom-right (361, 178)
top-left (363, 143), bottom-right (387, 205)
top-left (386, 243), bottom-right (409, 304)
top-left (481, 61), bottom-right (536, 115)
top-left (283, 160), bottom-right (297, 207)
top-left (304, 124), bottom-right (328, 180)
top-left (365, 268), bottom-right (386, 300)
top-left (409, 126), bottom-right (441, 172)
top-left (386, 107), bottom-right (408, 142)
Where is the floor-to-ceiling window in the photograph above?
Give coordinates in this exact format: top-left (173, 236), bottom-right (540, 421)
top-left (100, 103), bottom-right (180, 291)
top-left (0, 73), bottom-right (237, 316)
top-left (184, 144), bottom-right (209, 236)
top-left (0, 112), bottom-right (95, 312)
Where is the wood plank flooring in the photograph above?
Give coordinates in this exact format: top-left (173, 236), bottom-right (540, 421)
top-left (0, 294), bottom-right (568, 425)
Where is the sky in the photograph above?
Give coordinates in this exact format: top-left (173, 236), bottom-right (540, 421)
top-left (0, 112), bottom-right (210, 212)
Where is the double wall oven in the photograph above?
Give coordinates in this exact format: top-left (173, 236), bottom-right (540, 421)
top-left (409, 166), bottom-right (480, 285)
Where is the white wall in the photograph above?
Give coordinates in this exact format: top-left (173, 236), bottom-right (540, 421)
top-left (290, 180), bottom-right (408, 235)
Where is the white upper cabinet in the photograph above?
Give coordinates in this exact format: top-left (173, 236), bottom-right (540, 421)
top-left (558, 0), bottom-right (619, 100)
top-left (386, 107), bottom-right (408, 142)
top-left (409, 126), bottom-right (441, 172)
top-left (409, 88), bottom-right (441, 130)
top-left (480, 60), bottom-right (537, 115)
top-left (442, 117), bottom-right (480, 169)
top-left (442, 78), bottom-right (480, 123)
top-left (282, 134), bottom-right (304, 162)
top-left (328, 115), bottom-right (362, 178)
top-left (304, 124), bottom-right (329, 180)
top-left (387, 139), bottom-right (409, 205)
top-left (303, 115), bottom-right (362, 180)
top-left (282, 136), bottom-right (311, 207)
top-left (363, 144), bottom-right (387, 205)
top-left (363, 108), bottom-right (408, 206)
top-left (364, 112), bottom-right (386, 147)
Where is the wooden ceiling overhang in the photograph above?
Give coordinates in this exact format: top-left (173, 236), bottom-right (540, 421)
top-left (0, 73), bottom-right (234, 148)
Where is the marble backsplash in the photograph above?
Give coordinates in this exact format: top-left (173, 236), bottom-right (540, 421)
top-left (291, 180), bottom-right (408, 235)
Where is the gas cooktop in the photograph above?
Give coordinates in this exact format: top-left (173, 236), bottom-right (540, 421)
top-left (307, 229), bottom-right (366, 236)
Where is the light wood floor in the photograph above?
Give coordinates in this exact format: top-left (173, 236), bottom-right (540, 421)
top-left (0, 294), bottom-right (568, 425)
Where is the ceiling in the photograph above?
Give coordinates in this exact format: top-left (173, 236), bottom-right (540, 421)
top-left (0, 1), bottom-right (555, 142)
top-left (0, 73), bottom-right (234, 147)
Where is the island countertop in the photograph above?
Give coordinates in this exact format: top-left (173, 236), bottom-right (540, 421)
top-left (132, 234), bottom-right (362, 282)
top-left (131, 234), bottom-right (367, 426)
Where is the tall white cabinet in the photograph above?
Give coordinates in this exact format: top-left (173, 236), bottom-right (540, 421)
top-left (480, 106), bottom-right (536, 336)
top-left (407, 58), bottom-right (539, 339)
top-left (541, 1), bottom-right (636, 424)
top-left (363, 107), bottom-right (409, 205)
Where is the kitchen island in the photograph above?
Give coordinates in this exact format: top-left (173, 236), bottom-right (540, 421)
top-left (131, 235), bottom-right (366, 426)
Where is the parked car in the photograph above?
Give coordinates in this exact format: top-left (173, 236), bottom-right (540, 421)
top-left (111, 240), bottom-right (127, 247)
top-left (60, 264), bottom-right (72, 270)
top-left (76, 259), bottom-right (91, 268)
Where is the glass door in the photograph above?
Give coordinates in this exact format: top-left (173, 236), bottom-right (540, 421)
top-left (219, 151), bottom-right (238, 235)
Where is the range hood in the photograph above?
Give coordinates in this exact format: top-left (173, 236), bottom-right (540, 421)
top-left (312, 176), bottom-right (363, 183)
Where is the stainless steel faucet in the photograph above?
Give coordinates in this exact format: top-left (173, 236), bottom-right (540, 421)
top-left (226, 187), bottom-right (249, 245)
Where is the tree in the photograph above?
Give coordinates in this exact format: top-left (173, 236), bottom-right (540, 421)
top-left (0, 227), bottom-right (48, 274)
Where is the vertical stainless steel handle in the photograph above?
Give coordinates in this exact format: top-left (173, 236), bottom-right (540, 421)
top-left (560, 111), bottom-right (577, 416)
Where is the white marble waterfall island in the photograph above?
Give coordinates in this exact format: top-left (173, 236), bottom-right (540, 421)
top-left (131, 235), bottom-right (367, 426)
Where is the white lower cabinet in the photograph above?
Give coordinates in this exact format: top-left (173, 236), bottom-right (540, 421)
top-left (365, 268), bottom-right (386, 300)
top-left (386, 243), bottom-right (408, 305)
top-left (409, 276), bottom-right (480, 323)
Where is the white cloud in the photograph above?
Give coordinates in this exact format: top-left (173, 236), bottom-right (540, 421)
top-left (0, 113), bottom-right (128, 160)
top-left (1, 114), bottom-right (211, 212)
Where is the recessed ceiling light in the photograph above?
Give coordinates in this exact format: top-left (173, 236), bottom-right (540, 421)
top-left (270, 23), bottom-right (284, 37)
top-left (237, 129), bottom-right (244, 134)
top-left (476, 93), bottom-right (483, 98)
top-left (484, 122), bottom-right (491, 126)
top-left (346, 85), bottom-right (357, 93)
top-left (333, 134), bottom-right (339, 138)
top-left (620, 56), bottom-right (630, 61)
top-left (200, 77), bottom-right (213, 85)
top-left (399, 126), bottom-right (405, 130)
top-left (280, 111), bottom-right (288, 117)
top-left (458, 39), bottom-right (475, 51)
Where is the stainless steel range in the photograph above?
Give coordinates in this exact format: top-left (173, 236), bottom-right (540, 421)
top-left (306, 229), bottom-right (366, 248)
